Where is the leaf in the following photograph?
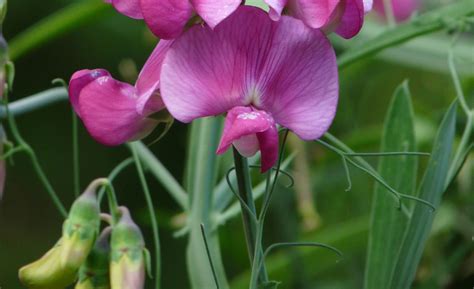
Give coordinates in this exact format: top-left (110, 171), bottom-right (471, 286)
top-left (389, 101), bottom-right (457, 289)
top-left (185, 117), bottom-right (230, 289)
top-left (364, 81), bottom-right (418, 289)
top-left (337, 0), bottom-right (474, 69)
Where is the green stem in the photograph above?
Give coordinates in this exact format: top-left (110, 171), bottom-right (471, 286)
top-left (130, 142), bottom-right (161, 289)
top-left (9, 0), bottom-right (111, 61)
top-left (72, 110), bottom-right (80, 197)
top-left (232, 149), bottom-right (269, 285)
top-left (98, 158), bottom-right (134, 203)
top-left (5, 99), bottom-right (67, 217)
top-left (103, 180), bottom-right (120, 224)
top-left (0, 87), bottom-right (67, 119)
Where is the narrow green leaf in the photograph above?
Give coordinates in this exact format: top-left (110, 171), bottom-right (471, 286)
top-left (389, 102), bottom-right (457, 289)
top-left (338, 0), bottom-right (474, 69)
top-left (185, 117), bottom-right (230, 289)
top-left (364, 81), bottom-right (418, 289)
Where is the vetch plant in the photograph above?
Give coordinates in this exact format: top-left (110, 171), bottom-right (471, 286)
top-left (1, 0), bottom-right (473, 289)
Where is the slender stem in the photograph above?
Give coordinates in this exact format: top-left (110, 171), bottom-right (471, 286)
top-left (130, 142), bottom-right (161, 289)
top-left (72, 110), bottom-right (80, 197)
top-left (232, 148), bottom-right (268, 285)
top-left (131, 141), bottom-right (188, 210)
top-left (5, 99), bottom-right (67, 217)
top-left (103, 181), bottom-right (120, 224)
top-left (0, 87), bottom-right (68, 119)
top-left (447, 115), bottom-right (473, 184)
top-left (98, 158), bottom-right (134, 203)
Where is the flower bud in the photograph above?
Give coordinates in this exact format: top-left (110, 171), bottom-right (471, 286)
top-left (19, 179), bottom-right (104, 289)
top-left (60, 180), bottom-right (102, 268)
top-left (110, 207), bottom-right (146, 289)
top-left (75, 227), bottom-right (112, 289)
top-left (18, 238), bottom-right (78, 289)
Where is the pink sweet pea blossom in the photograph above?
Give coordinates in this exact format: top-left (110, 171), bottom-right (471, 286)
top-left (160, 6), bottom-right (339, 172)
top-left (68, 40), bottom-right (172, 146)
top-left (265, 0), bottom-right (373, 39)
top-left (373, 0), bottom-right (418, 22)
top-left (104, 0), bottom-right (241, 39)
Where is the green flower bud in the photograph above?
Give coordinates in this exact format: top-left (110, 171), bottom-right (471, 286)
top-left (110, 207), bottom-right (146, 289)
top-left (18, 238), bottom-right (77, 289)
top-left (19, 179), bottom-right (105, 289)
top-left (61, 180), bottom-right (102, 268)
top-left (75, 227), bottom-right (112, 289)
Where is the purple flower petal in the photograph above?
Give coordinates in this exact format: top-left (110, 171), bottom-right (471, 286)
top-left (190, 0), bottom-right (241, 28)
top-left (140, 0), bottom-right (194, 39)
top-left (161, 6), bottom-right (338, 140)
top-left (106, 0), bottom-right (143, 19)
top-left (135, 40), bottom-right (172, 115)
top-left (363, 0), bottom-right (373, 13)
top-left (374, 0), bottom-right (418, 22)
top-left (217, 107), bottom-right (279, 172)
top-left (335, 0), bottom-right (365, 39)
top-left (69, 69), bottom-right (111, 117)
top-left (287, 0), bottom-right (340, 29)
top-left (76, 76), bottom-right (159, 146)
top-left (263, 0), bottom-right (288, 20)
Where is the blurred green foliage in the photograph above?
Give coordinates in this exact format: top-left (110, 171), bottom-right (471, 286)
top-left (0, 0), bottom-right (472, 289)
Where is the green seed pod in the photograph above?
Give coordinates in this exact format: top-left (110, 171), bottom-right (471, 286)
top-left (19, 179), bottom-right (105, 289)
top-left (75, 227), bottom-right (112, 289)
top-left (19, 238), bottom-right (77, 289)
top-left (110, 207), bottom-right (146, 289)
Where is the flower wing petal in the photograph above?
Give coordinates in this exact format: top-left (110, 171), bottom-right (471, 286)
top-left (77, 76), bottom-right (158, 146)
top-left (140, 0), bottom-right (193, 39)
top-left (135, 40), bottom-right (172, 115)
top-left (190, 0), bottom-right (241, 28)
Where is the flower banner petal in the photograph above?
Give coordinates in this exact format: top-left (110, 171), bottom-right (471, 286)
top-left (255, 15), bottom-right (338, 140)
top-left (69, 69), bottom-right (111, 117)
top-left (160, 7), bottom-right (276, 122)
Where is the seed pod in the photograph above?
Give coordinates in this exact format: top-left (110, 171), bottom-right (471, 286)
top-left (75, 227), bottom-right (112, 289)
top-left (110, 207), bottom-right (146, 289)
top-left (19, 179), bottom-right (104, 289)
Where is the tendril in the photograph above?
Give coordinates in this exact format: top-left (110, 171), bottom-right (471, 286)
top-left (248, 165), bottom-right (295, 188)
top-left (225, 167), bottom-right (258, 223)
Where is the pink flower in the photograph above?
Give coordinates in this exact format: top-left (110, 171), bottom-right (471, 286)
top-left (265, 0), bottom-right (373, 39)
top-left (160, 6), bottom-right (339, 172)
top-left (68, 40), bottom-right (172, 146)
top-left (105, 0), bottom-right (241, 39)
top-left (373, 0), bottom-right (418, 22)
